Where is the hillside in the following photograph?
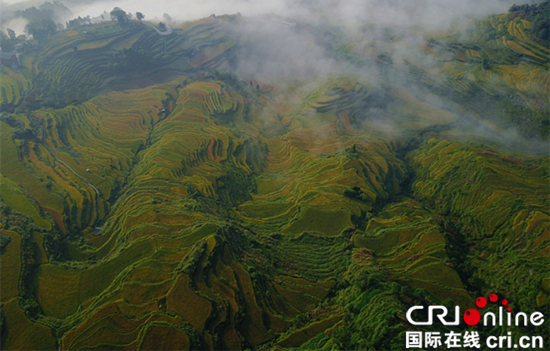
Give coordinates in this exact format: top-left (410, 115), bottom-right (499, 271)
top-left (0, 3), bottom-right (548, 350)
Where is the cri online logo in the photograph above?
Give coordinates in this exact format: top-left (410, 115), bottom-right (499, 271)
top-left (406, 293), bottom-right (545, 327)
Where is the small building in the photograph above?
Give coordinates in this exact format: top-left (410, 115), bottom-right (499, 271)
top-left (0, 51), bottom-right (18, 67)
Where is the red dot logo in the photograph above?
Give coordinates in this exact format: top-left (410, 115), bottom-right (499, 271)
top-left (502, 299), bottom-right (508, 306)
top-left (464, 309), bottom-right (481, 326)
top-left (476, 296), bottom-right (487, 308)
top-left (489, 294), bottom-right (498, 302)
top-left (507, 307), bottom-right (512, 312)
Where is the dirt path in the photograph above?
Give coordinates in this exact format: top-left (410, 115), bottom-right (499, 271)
top-left (143, 21), bottom-right (173, 36)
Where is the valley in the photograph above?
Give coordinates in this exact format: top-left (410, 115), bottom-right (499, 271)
top-left (0, 2), bottom-right (548, 350)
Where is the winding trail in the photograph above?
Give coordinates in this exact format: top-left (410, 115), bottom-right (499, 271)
top-left (143, 21), bottom-right (173, 36)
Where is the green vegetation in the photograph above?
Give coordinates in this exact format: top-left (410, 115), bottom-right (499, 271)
top-left (25, 19), bottom-right (58, 42)
top-left (417, 3), bottom-right (550, 138)
top-left (0, 5), bottom-right (548, 350)
top-left (0, 29), bottom-right (25, 52)
top-left (110, 7), bottom-right (131, 25)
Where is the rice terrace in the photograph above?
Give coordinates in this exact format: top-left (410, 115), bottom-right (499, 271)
top-left (0, 0), bottom-right (548, 350)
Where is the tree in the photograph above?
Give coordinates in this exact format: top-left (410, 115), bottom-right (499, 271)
top-left (17, 6), bottom-right (54, 21)
top-left (0, 29), bottom-right (26, 52)
top-left (25, 19), bottom-right (57, 41)
top-left (343, 186), bottom-right (369, 202)
top-left (163, 13), bottom-right (172, 24)
top-left (110, 7), bottom-right (129, 24)
top-left (136, 12), bottom-right (144, 22)
top-left (66, 16), bottom-right (87, 29)
top-left (0, 232), bottom-right (11, 249)
top-left (0, 32), bottom-right (15, 52)
top-left (7, 28), bottom-right (16, 41)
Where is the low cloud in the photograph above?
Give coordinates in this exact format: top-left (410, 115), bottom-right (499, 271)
top-left (1, 0), bottom-right (546, 154)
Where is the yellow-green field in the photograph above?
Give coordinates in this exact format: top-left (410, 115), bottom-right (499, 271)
top-left (0, 6), bottom-right (548, 350)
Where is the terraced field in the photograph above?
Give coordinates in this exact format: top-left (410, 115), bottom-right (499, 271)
top-left (354, 201), bottom-right (473, 307)
top-left (0, 5), bottom-right (548, 351)
top-left (410, 139), bottom-right (549, 309)
top-left (354, 2), bottom-right (550, 138)
top-left (1, 15), bottom-right (241, 112)
top-left (0, 67), bottom-right (29, 107)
